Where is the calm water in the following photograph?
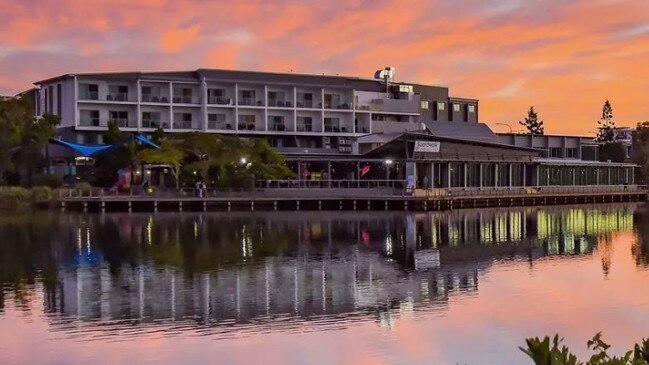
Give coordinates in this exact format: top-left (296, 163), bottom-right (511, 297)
top-left (1, 204), bottom-right (649, 364)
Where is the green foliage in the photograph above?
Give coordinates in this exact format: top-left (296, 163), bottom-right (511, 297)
top-left (521, 333), bottom-right (649, 365)
top-left (520, 335), bottom-right (581, 365)
top-left (30, 174), bottom-right (63, 189)
top-left (93, 121), bottom-right (138, 187)
top-left (520, 106), bottom-right (544, 135)
top-left (631, 122), bottom-right (649, 184)
top-left (0, 186), bottom-right (58, 210)
top-left (596, 100), bottom-right (616, 143)
top-left (599, 142), bottom-right (627, 163)
top-left (139, 139), bottom-right (185, 188)
top-left (0, 98), bottom-right (59, 185)
top-left (168, 133), bottom-right (294, 188)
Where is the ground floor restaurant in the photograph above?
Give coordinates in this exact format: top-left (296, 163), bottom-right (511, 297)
top-left (282, 158), bottom-right (635, 189)
top-left (282, 133), bottom-right (635, 189)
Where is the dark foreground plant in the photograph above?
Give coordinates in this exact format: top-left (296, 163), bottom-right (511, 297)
top-left (520, 333), bottom-right (649, 364)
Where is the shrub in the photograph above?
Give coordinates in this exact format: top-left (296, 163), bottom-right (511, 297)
top-left (31, 174), bottom-right (63, 189)
top-left (521, 333), bottom-right (649, 364)
top-left (0, 187), bottom-right (31, 209)
top-left (30, 186), bottom-right (54, 202)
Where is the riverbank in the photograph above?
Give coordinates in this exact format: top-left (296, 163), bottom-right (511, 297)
top-left (0, 186), bottom-right (61, 211)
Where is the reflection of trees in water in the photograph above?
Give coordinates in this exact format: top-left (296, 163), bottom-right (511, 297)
top-left (632, 209), bottom-right (649, 266)
top-left (0, 204), bottom-right (639, 322)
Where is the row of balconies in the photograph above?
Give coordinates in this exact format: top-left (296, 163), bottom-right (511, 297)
top-left (79, 116), bottom-right (370, 133)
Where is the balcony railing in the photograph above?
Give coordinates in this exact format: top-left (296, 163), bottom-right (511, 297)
top-left (324, 126), bottom-right (349, 133)
top-left (79, 91), bottom-right (99, 101)
top-left (296, 124), bottom-right (313, 132)
top-left (268, 100), bottom-right (292, 107)
top-left (173, 120), bottom-right (199, 129)
top-left (79, 119), bottom-right (101, 127)
top-left (296, 100), bottom-right (314, 108)
top-left (106, 93), bottom-right (129, 102)
top-left (208, 121), bottom-right (234, 130)
top-left (115, 119), bottom-right (138, 128)
top-left (142, 119), bottom-right (170, 129)
top-left (238, 122), bottom-right (258, 130)
top-left (238, 98), bottom-right (263, 106)
top-left (207, 96), bottom-right (233, 105)
top-left (324, 102), bottom-right (351, 110)
top-left (271, 123), bottom-right (287, 131)
top-left (142, 94), bottom-right (169, 103)
top-left (172, 96), bottom-right (197, 104)
top-left (355, 98), bottom-right (420, 114)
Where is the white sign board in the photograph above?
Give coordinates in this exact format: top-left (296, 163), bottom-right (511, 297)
top-left (414, 249), bottom-right (441, 270)
top-left (414, 140), bottom-right (441, 153)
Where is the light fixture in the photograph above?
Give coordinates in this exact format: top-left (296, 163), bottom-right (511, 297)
top-left (240, 157), bottom-right (247, 164)
top-left (385, 159), bottom-right (393, 165)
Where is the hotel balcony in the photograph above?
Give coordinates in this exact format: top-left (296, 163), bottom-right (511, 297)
top-left (354, 93), bottom-right (420, 115)
top-left (295, 100), bottom-right (314, 108)
top-left (207, 96), bottom-right (233, 105)
top-left (238, 97), bottom-right (264, 107)
top-left (79, 91), bottom-right (99, 101)
top-left (79, 118), bottom-right (137, 128)
top-left (172, 96), bottom-right (200, 105)
top-left (142, 119), bottom-right (170, 129)
top-left (267, 98), bottom-right (293, 108)
top-left (141, 94), bottom-right (170, 103)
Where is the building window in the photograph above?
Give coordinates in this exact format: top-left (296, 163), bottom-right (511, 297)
top-left (453, 103), bottom-right (461, 112)
top-left (108, 85), bottom-right (128, 101)
top-left (565, 147), bottom-right (578, 159)
top-left (109, 111), bottom-right (129, 127)
top-left (142, 111), bottom-right (161, 128)
top-left (79, 83), bottom-right (99, 100)
top-left (208, 113), bottom-right (227, 129)
top-left (549, 147), bottom-right (564, 158)
top-left (437, 102), bottom-right (445, 111)
top-left (80, 110), bottom-right (100, 126)
top-left (421, 101), bottom-right (429, 110)
top-left (56, 84), bottom-right (62, 116)
top-left (468, 104), bottom-right (475, 113)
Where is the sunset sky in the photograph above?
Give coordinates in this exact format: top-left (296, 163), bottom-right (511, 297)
top-left (1, 0), bottom-right (649, 135)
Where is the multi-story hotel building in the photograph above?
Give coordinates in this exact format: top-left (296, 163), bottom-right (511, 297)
top-left (31, 68), bottom-right (637, 189)
top-left (34, 68), bottom-right (478, 155)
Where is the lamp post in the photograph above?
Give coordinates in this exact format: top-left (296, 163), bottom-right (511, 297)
top-left (385, 159), bottom-right (393, 186)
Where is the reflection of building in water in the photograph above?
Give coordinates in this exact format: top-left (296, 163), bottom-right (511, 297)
top-left (4, 204), bottom-right (637, 335)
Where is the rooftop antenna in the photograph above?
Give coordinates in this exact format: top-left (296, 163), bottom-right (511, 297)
top-left (374, 67), bottom-right (395, 97)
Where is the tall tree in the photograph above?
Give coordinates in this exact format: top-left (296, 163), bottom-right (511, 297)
top-left (631, 121), bottom-right (649, 184)
top-left (596, 100), bottom-right (616, 143)
top-left (519, 106), bottom-right (544, 135)
top-left (138, 140), bottom-right (185, 188)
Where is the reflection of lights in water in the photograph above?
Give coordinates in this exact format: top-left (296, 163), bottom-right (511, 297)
top-left (241, 225), bottom-right (253, 259)
top-left (378, 311), bottom-right (395, 329)
top-left (146, 216), bottom-right (153, 245)
top-left (193, 222), bottom-right (198, 240)
top-left (384, 235), bottom-right (393, 256)
top-left (76, 228), bottom-right (82, 252)
top-left (399, 297), bottom-right (414, 318)
top-left (420, 279), bottom-right (429, 299)
top-left (86, 227), bottom-right (91, 254)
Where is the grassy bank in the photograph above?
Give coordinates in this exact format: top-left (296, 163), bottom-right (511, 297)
top-left (0, 186), bottom-right (60, 211)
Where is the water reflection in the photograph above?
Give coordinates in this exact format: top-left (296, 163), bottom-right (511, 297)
top-left (0, 204), bottom-right (639, 341)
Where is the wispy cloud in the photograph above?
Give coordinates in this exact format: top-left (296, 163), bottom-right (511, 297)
top-left (1, 0), bottom-right (649, 134)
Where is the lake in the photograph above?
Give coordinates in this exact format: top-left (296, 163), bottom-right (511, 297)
top-left (1, 204), bottom-right (649, 364)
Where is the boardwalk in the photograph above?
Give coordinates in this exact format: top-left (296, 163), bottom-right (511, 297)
top-left (57, 185), bottom-right (647, 212)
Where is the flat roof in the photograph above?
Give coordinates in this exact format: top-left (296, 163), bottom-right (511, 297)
top-left (534, 158), bottom-right (636, 167)
top-left (33, 68), bottom-right (451, 91)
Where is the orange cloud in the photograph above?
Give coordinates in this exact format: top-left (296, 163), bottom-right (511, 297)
top-left (161, 25), bottom-right (201, 52)
top-left (1, 0), bottom-right (649, 135)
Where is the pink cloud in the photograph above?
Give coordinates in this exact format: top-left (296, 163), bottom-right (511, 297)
top-left (1, 0), bottom-right (649, 134)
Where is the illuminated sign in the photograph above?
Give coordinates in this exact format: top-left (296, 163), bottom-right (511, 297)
top-left (414, 140), bottom-right (441, 153)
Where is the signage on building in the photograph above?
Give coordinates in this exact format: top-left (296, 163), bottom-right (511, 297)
top-left (414, 140), bottom-right (441, 153)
